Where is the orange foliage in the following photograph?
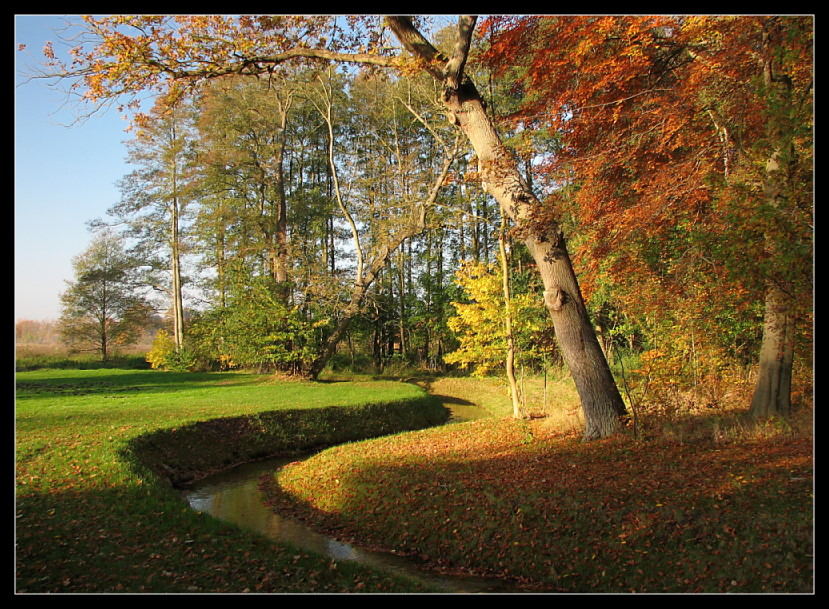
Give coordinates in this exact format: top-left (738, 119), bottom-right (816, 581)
top-left (481, 16), bottom-right (813, 409)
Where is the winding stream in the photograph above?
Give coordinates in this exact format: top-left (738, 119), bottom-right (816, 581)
top-left (181, 393), bottom-right (517, 593)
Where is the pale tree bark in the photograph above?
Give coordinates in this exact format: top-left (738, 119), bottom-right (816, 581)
top-left (168, 121), bottom-right (185, 352)
top-left (749, 21), bottom-right (799, 419)
top-left (386, 16), bottom-right (627, 439)
top-left (498, 216), bottom-right (523, 418)
top-left (170, 193), bottom-right (185, 350)
top-left (267, 84), bottom-right (293, 299)
top-left (304, 70), bottom-right (461, 380)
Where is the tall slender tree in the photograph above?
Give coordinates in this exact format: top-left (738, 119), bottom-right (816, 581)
top-left (101, 97), bottom-right (198, 351)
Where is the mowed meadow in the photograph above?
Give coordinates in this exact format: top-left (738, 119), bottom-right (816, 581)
top-left (15, 348), bottom-right (813, 593)
top-left (16, 14), bottom-right (813, 595)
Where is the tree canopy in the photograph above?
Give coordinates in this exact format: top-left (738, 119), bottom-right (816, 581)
top-left (32, 14), bottom-right (813, 438)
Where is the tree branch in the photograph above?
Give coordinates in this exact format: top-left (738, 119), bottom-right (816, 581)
top-left (384, 16), bottom-right (448, 81)
top-left (444, 16), bottom-right (477, 90)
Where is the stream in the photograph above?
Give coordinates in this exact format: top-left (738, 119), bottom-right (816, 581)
top-left (180, 396), bottom-right (518, 593)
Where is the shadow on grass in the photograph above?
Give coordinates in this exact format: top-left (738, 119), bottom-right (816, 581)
top-left (261, 431), bottom-right (813, 593)
top-left (429, 393), bottom-right (475, 406)
top-left (15, 481), bottom-right (418, 594)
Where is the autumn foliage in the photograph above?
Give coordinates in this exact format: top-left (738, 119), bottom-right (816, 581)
top-left (480, 15), bottom-right (813, 416)
top-left (30, 14), bottom-right (812, 422)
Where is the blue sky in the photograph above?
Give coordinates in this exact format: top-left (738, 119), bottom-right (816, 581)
top-left (13, 14), bottom-right (459, 322)
top-left (14, 15), bottom-right (138, 321)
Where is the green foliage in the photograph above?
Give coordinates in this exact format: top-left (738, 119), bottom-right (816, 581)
top-left (188, 273), bottom-right (319, 373)
top-left (146, 330), bottom-right (198, 372)
top-left (59, 231), bottom-right (153, 360)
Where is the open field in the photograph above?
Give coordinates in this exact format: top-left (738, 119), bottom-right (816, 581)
top-left (15, 361), bottom-right (813, 593)
top-left (15, 367), bottom-right (446, 593)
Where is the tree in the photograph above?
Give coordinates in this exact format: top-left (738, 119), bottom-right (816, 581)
top-left (194, 75), bottom-right (296, 299)
top-left (386, 16), bottom-right (628, 438)
top-left (187, 269), bottom-right (318, 374)
top-left (479, 15), bottom-right (812, 419)
top-left (303, 66), bottom-right (460, 379)
top-left (744, 17), bottom-right (813, 418)
top-left (58, 231), bottom-right (152, 360)
top-left (498, 216), bottom-right (523, 417)
top-left (99, 97), bottom-right (198, 352)
top-left (34, 14), bottom-right (627, 438)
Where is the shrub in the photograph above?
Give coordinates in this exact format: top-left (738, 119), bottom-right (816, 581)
top-left (145, 330), bottom-right (196, 372)
top-left (145, 330), bottom-right (176, 370)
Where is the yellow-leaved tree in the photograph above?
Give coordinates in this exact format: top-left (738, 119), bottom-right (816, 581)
top-left (444, 261), bottom-right (551, 378)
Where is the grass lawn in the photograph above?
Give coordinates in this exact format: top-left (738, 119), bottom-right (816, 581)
top-left (263, 380), bottom-right (814, 593)
top-left (15, 367), bottom-right (445, 593)
top-left (15, 364), bottom-right (813, 593)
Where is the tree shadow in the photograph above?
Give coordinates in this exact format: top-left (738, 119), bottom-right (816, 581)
top-left (429, 393), bottom-right (475, 406)
top-left (260, 432), bottom-right (813, 592)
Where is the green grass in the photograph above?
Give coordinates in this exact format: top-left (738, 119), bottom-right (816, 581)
top-left (263, 380), bottom-right (814, 593)
top-left (16, 365), bottom-right (814, 593)
top-left (15, 367), bottom-right (447, 593)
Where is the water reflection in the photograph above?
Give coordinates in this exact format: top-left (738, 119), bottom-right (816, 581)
top-left (182, 458), bottom-right (515, 593)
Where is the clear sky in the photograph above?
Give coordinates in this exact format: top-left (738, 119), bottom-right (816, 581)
top-left (14, 14), bottom-right (138, 322)
top-left (13, 14), bottom-right (458, 323)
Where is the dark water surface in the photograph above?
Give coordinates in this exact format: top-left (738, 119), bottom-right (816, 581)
top-left (181, 400), bottom-right (518, 593)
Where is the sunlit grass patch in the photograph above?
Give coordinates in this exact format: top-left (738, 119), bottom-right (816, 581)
top-left (15, 367), bottom-right (444, 593)
top-left (265, 402), bottom-right (813, 593)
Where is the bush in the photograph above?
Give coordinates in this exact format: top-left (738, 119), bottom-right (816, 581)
top-left (145, 330), bottom-right (197, 372)
top-left (146, 330), bottom-right (176, 370)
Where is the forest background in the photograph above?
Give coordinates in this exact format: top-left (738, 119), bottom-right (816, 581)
top-left (15, 15), bottom-right (813, 435)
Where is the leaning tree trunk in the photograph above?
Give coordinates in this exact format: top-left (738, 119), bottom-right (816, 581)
top-left (466, 91), bottom-right (626, 438)
top-left (387, 16), bottom-right (627, 439)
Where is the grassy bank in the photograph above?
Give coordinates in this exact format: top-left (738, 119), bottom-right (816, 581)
top-left (16, 365), bottom-right (813, 593)
top-left (263, 380), bottom-right (814, 593)
top-left (15, 367), bottom-right (447, 593)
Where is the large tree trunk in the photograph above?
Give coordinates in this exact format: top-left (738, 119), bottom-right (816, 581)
top-left (750, 282), bottom-right (794, 418)
top-left (453, 86), bottom-right (627, 438)
top-left (749, 20), bottom-right (798, 418)
top-left (387, 17), bottom-right (627, 439)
